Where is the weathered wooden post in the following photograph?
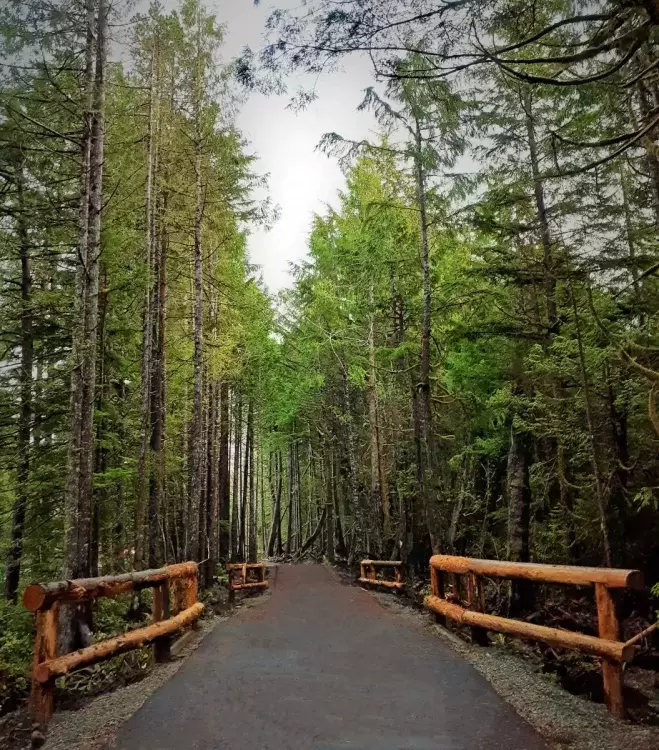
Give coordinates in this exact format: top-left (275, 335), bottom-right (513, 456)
top-left (152, 580), bottom-right (171, 662)
top-left (595, 583), bottom-right (624, 718)
top-left (30, 602), bottom-right (59, 728)
top-left (430, 563), bottom-right (446, 626)
top-left (187, 569), bottom-right (200, 629)
top-left (467, 573), bottom-right (489, 646)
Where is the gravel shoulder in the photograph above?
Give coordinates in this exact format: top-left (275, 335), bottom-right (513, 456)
top-left (368, 588), bottom-right (659, 750)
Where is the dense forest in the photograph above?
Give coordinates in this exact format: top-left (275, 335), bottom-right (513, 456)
top-left (1, 0), bottom-right (658, 712)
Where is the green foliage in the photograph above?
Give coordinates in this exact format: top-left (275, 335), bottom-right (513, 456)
top-left (0, 601), bottom-right (32, 711)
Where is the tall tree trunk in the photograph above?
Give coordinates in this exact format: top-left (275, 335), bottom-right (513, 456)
top-left (4, 154), bottom-right (33, 602)
top-left (267, 450), bottom-right (283, 556)
top-left (188, 137), bottom-right (204, 561)
top-left (260, 447), bottom-right (267, 554)
top-left (239, 401), bottom-right (252, 561)
top-left (569, 281), bottom-right (612, 566)
top-left (148, 185), bottom-right (167, 568)
top-left (341, 370), bottom-right (359, 560)
top-left (414, 119), bottom-right (442, 553)
top-left (61, 0), bottom-right (107, 653)
top-left (136, 39), bottom-right (158, 570)
top-left (506, 416), bottom-right (534, 616)
top-left (524, 90), bottom-right (557, 330)
top-left (248, 411), bottom-right (257, 562)
top-left (619, 169), bottom-right (644, 321)
top-left (218, 382), bottom-right (230, 560)
top-left (635, 79), bottom-right (659, 229)
top-left (606, 365), bottom-right (629, 565)
top-left (524, 88), bottom-right (575, 543)
top-left (326, 447), bottom-right (335, 563)
top-left (367, 283), bottom-right (389, 552)
top-left (230, 391), bottom-right (242, 562)
top-left (285, 442), bottom-right (293, 555)
top-left (91, 283), bottom-right (109, 578)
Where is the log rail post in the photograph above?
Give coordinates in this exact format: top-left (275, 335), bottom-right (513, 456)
top-left (358, 560), bottom-right (404, 590)
top-left (23, 562), bottom-right (202, 729)
top-left (424, 555), bottom-right (645, 718)
top-left (226, 562), bottom-right (269, 601)
top-left (595, 583), bottom-right (623, 717)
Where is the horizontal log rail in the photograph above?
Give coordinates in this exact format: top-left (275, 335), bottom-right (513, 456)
top-left (23, 562), bottom-right (203, 729)
top-left (22, 561), bottom-right (198, 612)
top-left (226, 562), bottom-right (268, 601)
top-left (359, 560), bottom-right (404, 590)
top-left (35, 603), bottom-right (204, 683)
top-left (428, 555), bottom-right (643, 590)
top-left (425, 555), bottom-right (644, 719)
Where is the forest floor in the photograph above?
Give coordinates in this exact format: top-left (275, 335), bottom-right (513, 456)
top-left (363, 581), bottom-right (659, 750)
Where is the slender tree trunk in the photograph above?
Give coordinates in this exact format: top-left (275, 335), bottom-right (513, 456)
top-left (285, 442), bottom-right (293, 555)
top-left (63, 0), bottom-right (94, 589)
top-left (506, 416), bottom-right (534, 615)
top-left (148, 185), bottom-right (167, 567)
top-left (414, 120), bottom-right (442, 553)
top-left (341, 370), bottom-right (359, 556)
top-left (239, 401), bottom-right (252, 560)
top-left (248, 411), bottom-right (257, 562)
top-left (524, 90), bottom-right (557, 329)
top-left (619, 169), bottom-right (644, 321)
top-left (91, 283), bottom-right (108, 578)
top-left (326, 447), bottom-right (335, 563)
top-left (367, 284), bottom-right (389, 551)
top-left (230, 391), bottom-right (242, 562)
top-left (524, 89), bottom-right (574, 545)
top-left (207, 381), bottom-right (219, 580)
top-left (606, 366), bottom-right (629, 565)
top-left (4, 155), bottom-right (33, 602)
top-left (79, 0), bottom-right (107, 565)
top-left (137, 36), bottom-right (159, 570)
top-left (188, 137), bottom-right (204, 561)
top-left (569, 282), bottom-right (612, 566)
top-left (218, 382), bottom-right (230, 560)
top-left (267, 450), bottom-right (282, 556)
top-left (260, 447), bottom-right (266, 554)
top-left (61, 0), bottom-right (107, 653)
top-left (635, 79), bottom-right (659, 229)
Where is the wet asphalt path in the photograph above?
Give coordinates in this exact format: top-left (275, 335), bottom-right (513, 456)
top-left (111, 564), bottom-right (546, 750)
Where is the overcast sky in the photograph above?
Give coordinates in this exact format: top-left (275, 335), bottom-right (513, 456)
top-left (217, 1), bottom-right (375, 293)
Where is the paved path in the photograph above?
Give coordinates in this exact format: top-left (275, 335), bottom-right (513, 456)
top-left (112, 565), bottom-right (545, 750)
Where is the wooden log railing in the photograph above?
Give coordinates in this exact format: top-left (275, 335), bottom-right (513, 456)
top-left (359, 560), bottom-right (404, 590)
top-left (424, 555), bottom-right (645, 718)
top-left (226, 562), bottom-right (268, 601)
top-left (22, 562), bottom-right (203, 728)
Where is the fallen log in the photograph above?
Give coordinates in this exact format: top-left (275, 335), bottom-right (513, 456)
top-left (425, 595), bottom-right (633, 662)
top-left (429, 555), bottom-right (643, 590)
top-left (34, 602), bottom-right (204, 683)
top-left (23, 562), bottom-right (198, 613)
